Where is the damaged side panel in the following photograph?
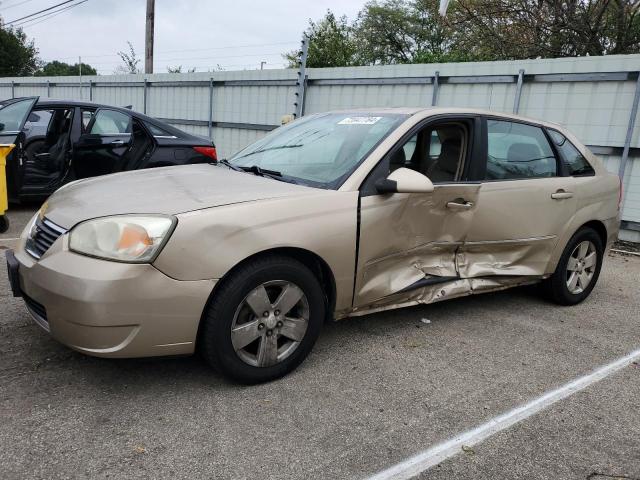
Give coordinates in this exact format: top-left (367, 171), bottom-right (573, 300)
top-left (355, 184), bottom-right (480, 308)
top-left (347, 275), bottom-right (539, 318)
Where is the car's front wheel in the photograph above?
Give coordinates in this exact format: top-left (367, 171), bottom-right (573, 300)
top-left (199, 255), bottom-right (325, 384)
top-left (544, 227), bottom-right (604, 305)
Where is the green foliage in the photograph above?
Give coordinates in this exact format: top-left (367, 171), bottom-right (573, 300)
top-left (114, 41), bottom-right (141, 74)
top-left (167, 65), bottom-right (197, 73)
top-left (35, 60), bottom-right (97, 76)
top-left (287, 0), bottom-right (640, 67)
top-left (284, 10), bottom-right (359, 68)
top-left (0, 24), bottom-right (40, 76)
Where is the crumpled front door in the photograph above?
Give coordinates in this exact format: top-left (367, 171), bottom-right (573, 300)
top-left (354, 183), bottom-right (481, 309)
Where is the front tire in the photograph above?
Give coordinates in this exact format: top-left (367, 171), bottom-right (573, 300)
top-left (544, 227), bottom-right (603, 305)
top-left (199, 255), bottom-right (325, 384)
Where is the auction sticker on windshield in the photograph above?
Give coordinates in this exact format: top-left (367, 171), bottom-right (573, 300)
top-left (338, 116), bottom-right (382, 125)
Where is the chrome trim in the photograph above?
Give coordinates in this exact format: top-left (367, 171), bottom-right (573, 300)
top-left (464, 235), bottom-right (556, 246)
top-left (25, 305), bottom-right (50, 333)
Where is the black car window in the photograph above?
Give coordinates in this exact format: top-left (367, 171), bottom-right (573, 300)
top-left (144, 121), bottom-right (175, 137)
top-left (23, 110), bottom-right (53, 140)
top-left (485, 120), bottom-right (557, 180)
top-left (90, 110), bottom-right (131, 135)
top-left (81, 109), bottom-right (95, 133)
top-left (0, 100), bottom-right (35, 134)
top-left (548, 130), bottom-right (595, 176)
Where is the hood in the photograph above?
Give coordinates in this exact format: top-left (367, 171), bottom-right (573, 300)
top-left (44, 164), bottom-right (318, 228)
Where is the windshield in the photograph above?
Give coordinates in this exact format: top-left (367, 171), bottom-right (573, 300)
top-left (229, 112), bottom-right (407, 188)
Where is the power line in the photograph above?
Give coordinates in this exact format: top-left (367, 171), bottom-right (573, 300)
top-left (83, 52), bottom-right (287, 66)
top-left (14, 0), bottom-right (88, 27)
top-left (5, 0), bottom-right (76, 25)
top-left (0, 0), bottom-right (38, 11)
top-left (43, 41), bottom-right (299, 61)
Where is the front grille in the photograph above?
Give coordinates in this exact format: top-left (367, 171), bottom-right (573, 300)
top-left (25, 217), bottom-right (67, 259)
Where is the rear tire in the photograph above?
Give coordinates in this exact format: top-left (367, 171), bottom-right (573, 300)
top-left (543, 227), bottom-right (603, 305)
top-left (199, 255), bottom-right (325, 384)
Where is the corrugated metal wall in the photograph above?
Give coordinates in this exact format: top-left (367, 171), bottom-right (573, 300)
top-left (1, 54), bottom-right (639, 238)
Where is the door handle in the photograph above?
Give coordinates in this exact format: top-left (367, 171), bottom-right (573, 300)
top-left (446, 200), bottom-right (474, 211)
top-left (110, 139), bottom-right (125, 146)
top-left (551, 190), bottom-right (573, 200)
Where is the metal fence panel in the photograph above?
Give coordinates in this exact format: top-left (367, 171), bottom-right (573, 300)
top-left (1, 54), bottom-right (639, 233)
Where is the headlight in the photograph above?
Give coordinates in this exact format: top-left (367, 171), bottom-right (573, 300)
top-left (69, 215), bottom-right (176, 263)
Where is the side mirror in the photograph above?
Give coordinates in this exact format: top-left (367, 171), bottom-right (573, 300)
top-left (375, 167), bottom-right (435, 194)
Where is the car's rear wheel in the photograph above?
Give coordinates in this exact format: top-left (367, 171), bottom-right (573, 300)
top-left (199, 255), bottom-right (325, 384)
top-left (544, 227), bottom-right (603, 305)
top-left (0, 215), bottom-right (9, 234)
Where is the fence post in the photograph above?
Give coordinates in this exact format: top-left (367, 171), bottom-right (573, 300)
top-left (208, 76), bottom-right (214, 140)
top-left (11, 81), bottom-right (14, 99)
top-left (293, 35), bottom-right (309, 118)
top-left (619, 71), bottom-right (640, 180)
top-left (89, 81), bottom-right (93, 101)
top-left (513, 69), bottom-right (525, 114)
top-left (143, 79), bottom-right (149, 114)
top-left (431, 71), bottom-right (440, 106)
top-left (46, 80), bottom-right (51, 98)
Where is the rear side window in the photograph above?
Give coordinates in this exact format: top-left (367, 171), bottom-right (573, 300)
top-left (144, 121), bottom-right (175, 137)
top-left (90, 110), bottom-right (131, 135)
top-left (548, 130), bottom-right (595, 176)
top-left (486, 120), bottom-right (557, 180)
top-left (24, 110), bottom-right (53, 139)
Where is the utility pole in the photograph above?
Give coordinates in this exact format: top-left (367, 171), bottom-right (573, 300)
top-left (78, 56), bottom-right (82, 99)
top-left (145, 0), bottom-right (155, 74)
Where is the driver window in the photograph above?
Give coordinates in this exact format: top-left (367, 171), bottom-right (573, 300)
top-left (390, 123), bottom-right (467, 184)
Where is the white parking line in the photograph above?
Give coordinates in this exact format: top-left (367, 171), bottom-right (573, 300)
top-left (0, 237), bottom-right (20, 242)
top-left (367, 347), bottom-right (640, 480)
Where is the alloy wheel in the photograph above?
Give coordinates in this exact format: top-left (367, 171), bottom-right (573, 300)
top-left (566, 240), bottom-right (597, 294)
top-left (230, 280), bottom-right (310, 367)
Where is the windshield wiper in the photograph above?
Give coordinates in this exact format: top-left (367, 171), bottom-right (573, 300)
top-left (216, 158), bottom-right (243, 172)
top-left (240, 165), bottom-right (283, 177)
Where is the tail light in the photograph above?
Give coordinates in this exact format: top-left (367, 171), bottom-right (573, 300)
top-left (193, 146), bottom-right (217, 161)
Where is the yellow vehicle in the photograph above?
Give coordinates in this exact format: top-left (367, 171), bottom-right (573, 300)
top-left (0, 144), bottom-right (13, 233)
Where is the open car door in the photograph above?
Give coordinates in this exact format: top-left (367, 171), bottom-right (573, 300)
top-left (71, 108), bottom-right (132, 179)
top-left (0, 96), bottom-right (39, 200)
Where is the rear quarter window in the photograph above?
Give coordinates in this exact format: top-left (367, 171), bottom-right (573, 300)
top-left (548, 130), bottom-right (595, 176)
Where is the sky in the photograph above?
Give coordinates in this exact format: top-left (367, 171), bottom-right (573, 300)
top-left (0, 0), bottom-right (367, 74)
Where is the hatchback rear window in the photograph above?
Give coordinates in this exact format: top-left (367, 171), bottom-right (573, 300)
top-left (548, 130), bottom-right (595, 177)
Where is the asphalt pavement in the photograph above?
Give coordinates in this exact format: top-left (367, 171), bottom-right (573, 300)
top-left (1, 206), bottom-right (639, 480)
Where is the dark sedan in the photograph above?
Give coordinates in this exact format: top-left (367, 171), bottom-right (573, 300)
top-left (0, 97), bottom-right (217, 202)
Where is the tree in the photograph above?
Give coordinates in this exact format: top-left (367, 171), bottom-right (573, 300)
top-left (355, 0), bottom-right (476, 64)
top-left (285, 0), bottom-right (640, 66)
top-left (114, 41), bottom-right (141, 74)
top-left (451, 0), bottom-right (640, 59)
top-left (0, 23), bottom-right (40, 76)
top-left (35, 60), bottom-right (97, 76)
top-left (167, 65), bottom-right (197, 73)
top-left (284, 10), bottom-right (360, 68)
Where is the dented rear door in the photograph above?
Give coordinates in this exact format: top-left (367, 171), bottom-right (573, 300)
top-left (354, 183), bottom-right (480, 308)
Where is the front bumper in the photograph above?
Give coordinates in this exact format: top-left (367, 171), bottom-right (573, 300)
top-left (7, 237), bottom-right (216, 358)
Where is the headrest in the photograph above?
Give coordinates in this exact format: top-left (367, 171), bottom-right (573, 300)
top-left (438, 139), bottom-right (461, 174)
top-left (506, 142), bottom-right (541, 162)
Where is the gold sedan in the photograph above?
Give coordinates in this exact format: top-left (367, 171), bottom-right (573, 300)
top-left (6, 108), bottom-right (620, 383)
